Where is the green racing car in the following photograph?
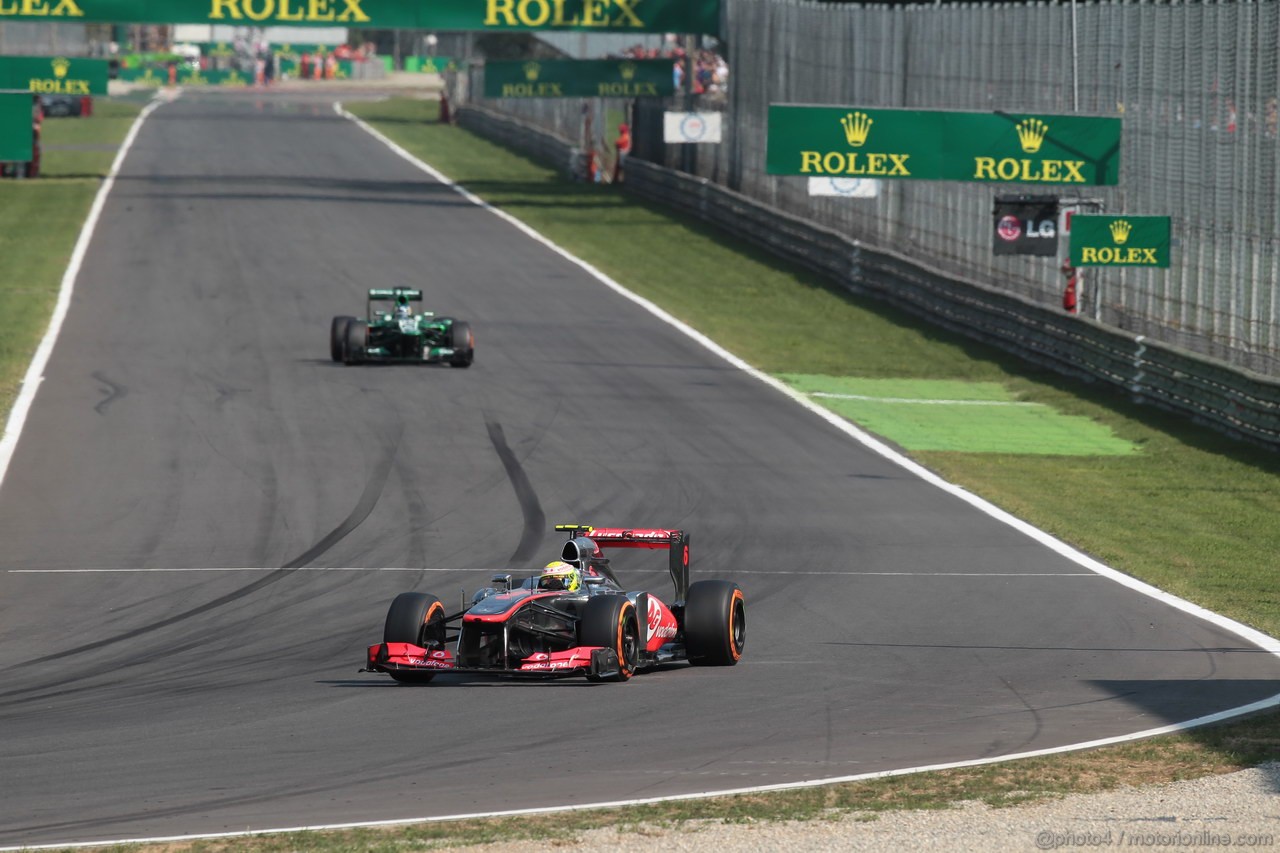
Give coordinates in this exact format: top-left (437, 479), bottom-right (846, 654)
top-left (330, 288), bottom-right (474, 367)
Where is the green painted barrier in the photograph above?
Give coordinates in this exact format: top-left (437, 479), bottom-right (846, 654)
top-left (176, 67), bottom-right (252, 87)
top-left (116, 66), bottom-right (167, 86)
top-left (485, 59), bottom-right (673, 98)
top-left (0, 92), bottom-right (34, 161)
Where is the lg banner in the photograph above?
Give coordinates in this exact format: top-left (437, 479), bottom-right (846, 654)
top-left (992, 196), bottom-right (1059, 256)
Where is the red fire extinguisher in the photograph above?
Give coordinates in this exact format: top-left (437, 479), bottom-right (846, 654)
top-left (1061, 259), bottom-right (1078, 314)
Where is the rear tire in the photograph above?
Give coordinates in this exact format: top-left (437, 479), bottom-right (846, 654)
top-left (579, 595), bottom-right (639, 682)
top-left (330, 315), bottom-right (354, 362)
top-left (383, 592), bottom-right (446, 684)
top-left (343, 320), bottom-right (368, 365)
top-left (448, 321), bottom-right (474, 368)
top-left (685, 580), bottom-right (745, 666)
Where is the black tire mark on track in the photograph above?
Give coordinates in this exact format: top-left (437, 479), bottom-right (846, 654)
top-left (486, 421), bottom-right (545, 569)
top-left (0, 427), bottom-right (402, 676)
top-left (91, 371), bottom-right (126, 415)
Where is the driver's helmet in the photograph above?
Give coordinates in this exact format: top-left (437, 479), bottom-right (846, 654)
top-left (393, 300), bottom-right (413, 320)
top-left (537, 561), bottom-right (581, 592)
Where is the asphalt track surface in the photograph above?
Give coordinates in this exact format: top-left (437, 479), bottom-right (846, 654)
top-left (1, 92), bottom-right (1278, 848)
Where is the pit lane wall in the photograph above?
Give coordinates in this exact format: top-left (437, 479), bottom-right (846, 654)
top-left (455, 104), bottom-right (1280, 451)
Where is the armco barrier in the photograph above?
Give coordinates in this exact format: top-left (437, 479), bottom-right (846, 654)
top-left (457, 105), bottom-right (585, 182)
top-left (455, 106), bottom-right (1280, 451)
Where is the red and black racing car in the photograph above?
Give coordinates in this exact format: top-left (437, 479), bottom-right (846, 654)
top-left (363, 525), bottom-right (745, 683)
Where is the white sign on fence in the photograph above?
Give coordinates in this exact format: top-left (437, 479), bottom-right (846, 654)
top-left (663, 111), bottom-right (723, 143)
top-left (807, 177), bottom-right (881, 198)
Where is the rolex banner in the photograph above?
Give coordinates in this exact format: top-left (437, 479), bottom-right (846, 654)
top-left (484, 59), bottom-right (672, 99)
top-left (0, 0), bottom-right (721, 35)
top-left (992, 196), bottom-right (1059, 256)
top-left (767, 106), bottom-right (1121, 186)
top-left (0, 56), bottom-right (109, 96)
top-left (1069, 215), bottom-right (1171, 268)
top-left (0, 92), bottom-right (33, 161)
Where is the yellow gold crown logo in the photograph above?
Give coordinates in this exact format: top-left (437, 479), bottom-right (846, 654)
top-left (840, 111), bottom-right (873, 148)
top-left (523, 61), bottom-right (540, 82)
top-left (619, 61), bottom-right (636, 81)
top-left (1016, 118), bottom-right (1048, 153)
top-left (1110, 219), bottom-right (1132, 244)
top-left (52, 57), bottom-right (70, 78)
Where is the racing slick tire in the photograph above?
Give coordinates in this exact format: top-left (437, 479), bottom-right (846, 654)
top-left (448, 321), bottom-right (474, 368)
top-left (330, 315), bottom-right (354, 362)
top-left (580, 594), bottom-right (639, 682)
top-left (685, 580), bottom-right (745, 666)
top-left (383, 592), bottom-right (447, 684)
top-left (343, 319), bottom-right (368, 365)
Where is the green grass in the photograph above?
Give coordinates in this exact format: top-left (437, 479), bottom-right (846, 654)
top-left (39, 99), bottom-right (142, 177)
top-left (0, 100), bottom-right (142, 419)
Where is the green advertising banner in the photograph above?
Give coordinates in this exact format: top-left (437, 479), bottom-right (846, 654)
top-left (194, 41), bottom-right (237, 57)
top-left (485, 58), bottom-right (672, 98)
top-left (412, 56), bottom-right (457, 74)
top-left (271, 43), bottom-right (335, 56)
top-left (767, 106), bottom-right (1121, 186)
top-left (1069, 215), bottom-right (1171, 267)
top-left (116, 65), bottom-right (167, 85)
top-left (0, 0), bottom-right (720, 35)
top-left (0, 55), bottom-right (109, 95)
top-left (176, 67), bottom-right (253, 86)
top-left (0, 92), bottom-right (33, 161)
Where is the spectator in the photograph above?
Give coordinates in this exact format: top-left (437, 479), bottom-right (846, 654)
top-left (614, 122), bottom-right (631, 183)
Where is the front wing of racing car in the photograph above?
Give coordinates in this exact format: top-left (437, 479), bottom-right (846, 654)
top-left (366, 642), bottom-right (626, 680)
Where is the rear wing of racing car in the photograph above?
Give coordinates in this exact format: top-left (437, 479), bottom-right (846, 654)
top-left (367, 288), bottom-right (422, 316)
top-left (555, 524), bottom-right (690, 604)
top-left (368, 288), bottom-right (423, 301)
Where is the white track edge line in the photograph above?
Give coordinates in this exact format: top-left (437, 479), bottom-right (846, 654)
top-left (0, 97), bottom-right (163, 493)
top-left (5, 689), bottom-right (1278, 853)
top-left (8, 103), bottom-right (1256, 853)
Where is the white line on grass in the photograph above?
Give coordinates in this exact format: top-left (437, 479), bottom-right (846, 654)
top-left (0, 97), bottom-right (163, 494)
top-left (810, 391), bottom-right (1042, 406)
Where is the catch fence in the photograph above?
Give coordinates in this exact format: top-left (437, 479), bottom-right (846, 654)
top-left (456, 0), bottom-right (1280, 379)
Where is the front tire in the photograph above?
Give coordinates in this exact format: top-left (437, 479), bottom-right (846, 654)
top-left (343, 320), bottom-right (368, 365)
top-left (383, 592), bottom-right (446, 684)
top-left (448, 321), bottom-right (474, 368)
top-left (330, 315), bottom-right (354, 362)
top-left (580, 595), bottom-right (639, 682)
top-left (685, 580), bottom-right (745, 666)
